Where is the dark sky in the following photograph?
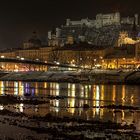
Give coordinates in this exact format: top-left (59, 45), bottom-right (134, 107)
top-left (0, 0), bottom-right (140, 49)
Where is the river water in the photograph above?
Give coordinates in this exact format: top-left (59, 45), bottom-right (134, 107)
top-left (0, 81), bottom-right (140, 132)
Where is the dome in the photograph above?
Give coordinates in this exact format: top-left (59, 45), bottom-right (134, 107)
top-left (28, 38), bottom-right (42, 45)
top-left (28, 32), bottom-right (42, 46)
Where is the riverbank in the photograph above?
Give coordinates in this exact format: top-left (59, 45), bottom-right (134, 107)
top-left (0, 94), bottom-right (139, 140)
top-left (0, 109), bottom-right (139, 140)
top-left (0, 70), bottom-right (140, 84)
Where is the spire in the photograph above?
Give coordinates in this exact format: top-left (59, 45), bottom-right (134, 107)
top-left (132, 17), bottom-right (136, 32)
top-left (131, 18), bottom-right (138, 40)
top-left (52, 27), bottom-right (56, 35)
top-left (32, 31), bottom-right (38, 39)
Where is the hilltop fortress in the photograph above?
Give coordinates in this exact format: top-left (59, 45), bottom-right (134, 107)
top-left (48, 12), bottom-right (140, 47)
top-left (0, 13), bottom-right (140, 71)
top-left (66, 12), bottom-right (138, 28)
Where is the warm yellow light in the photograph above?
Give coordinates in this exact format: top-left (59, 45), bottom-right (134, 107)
top-left (1, 56), bottom-right (5, 58)
top-left (21, 57), bottom-right (24, 60)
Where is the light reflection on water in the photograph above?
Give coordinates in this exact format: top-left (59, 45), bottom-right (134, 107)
top-left (0, 81), bottom-right (140, 131)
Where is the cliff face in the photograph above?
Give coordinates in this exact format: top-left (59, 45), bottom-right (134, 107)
top-left (60, 23), bottom-right (140, 47)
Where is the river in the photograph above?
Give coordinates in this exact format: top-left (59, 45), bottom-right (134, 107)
top-left (0, 81), bottom-right (140, 133)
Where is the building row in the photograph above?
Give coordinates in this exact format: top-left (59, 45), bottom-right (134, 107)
top-left (0, 35), bottom-right (140, 70)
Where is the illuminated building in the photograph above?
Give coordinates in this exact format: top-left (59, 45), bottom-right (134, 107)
top-left (0, 12), bottom-right (140, 71)
top-left (0, 42), bottom-right (140, 70)
top-left (48, 12), bottom-right (139, 46)
top-left (103, 43), bottom-right (140, 69)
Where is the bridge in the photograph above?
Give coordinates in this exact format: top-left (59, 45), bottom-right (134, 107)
top-left (124, 70), bottom-right (140, 84)
top-left (0, 57), bottom-right (83, 71)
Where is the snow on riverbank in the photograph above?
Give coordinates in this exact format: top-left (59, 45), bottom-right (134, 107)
top-left (0, 70), bottom-right (139, 84)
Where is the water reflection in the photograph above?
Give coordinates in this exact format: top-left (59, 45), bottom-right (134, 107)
top-left (122, 85), bottom-right (125, 105)
top-left (0, 81), bottom-right (4, 95)
top-left (0, 81), bottom-right (140, 107)
top-left (112, 85), bottom-right (116, 102)
top-left (0, 105), bottom-right (4, 110)
top-left (0, 81), bottom-right (140, 131)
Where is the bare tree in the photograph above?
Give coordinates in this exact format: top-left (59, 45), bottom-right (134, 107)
top-left (48, 49), bottom-right (61, 63)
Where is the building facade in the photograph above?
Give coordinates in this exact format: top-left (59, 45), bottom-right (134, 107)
top-left (0, 43), bottom-right (140, 70)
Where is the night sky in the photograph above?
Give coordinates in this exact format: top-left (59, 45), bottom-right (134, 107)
top-left (0, 0), bottom-right (139, 49)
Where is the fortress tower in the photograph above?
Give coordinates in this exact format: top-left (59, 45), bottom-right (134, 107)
top-left (135, 14), bottom-right (139, 26)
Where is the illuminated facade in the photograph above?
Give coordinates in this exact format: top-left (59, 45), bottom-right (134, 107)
top-left (118, 31), bottom-right (140, 47)
top-left (103, 43), bottom-right (140, 69)
top-left (0, 47), bottom-right (53, 71)
top-left (0, 42), bottom-right (140, 70)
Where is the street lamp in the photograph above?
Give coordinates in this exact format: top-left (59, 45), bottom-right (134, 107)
top-left (1, 56), bottom-right (5, 58)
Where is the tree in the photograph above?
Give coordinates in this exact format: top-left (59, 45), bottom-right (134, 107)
top-left (48, 49), bottom-right (61, 63)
